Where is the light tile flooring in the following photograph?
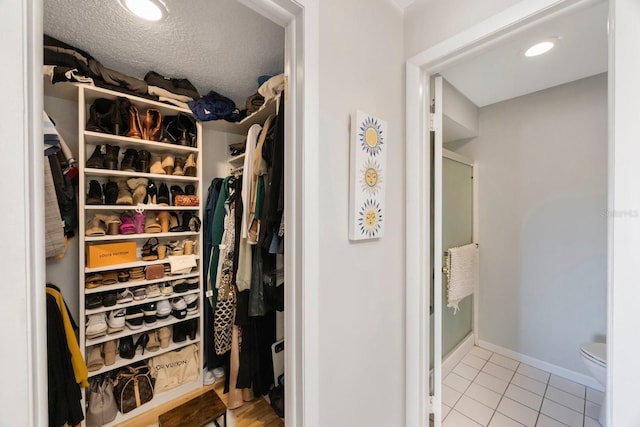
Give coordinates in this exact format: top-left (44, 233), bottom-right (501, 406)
top-left (441, 347), bottom-right (604, 427)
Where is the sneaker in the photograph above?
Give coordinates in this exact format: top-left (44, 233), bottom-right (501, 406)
top-left (116, 288), bottom-right (134, 304)
top-left (86, 313), bottom-right (108, 339)
top-left (142, 302), bottom-right (157, 325)
top-left (146, 283), bottom-right (161, 298)
top-left (160, 282), bottom-right (173, 295)
top-left (171, 297), bottom-right (187, 319)
top-left (185, 277), bottom-right (199, 290)
top-left (106, 309), bottom-right (126, 333)
top-left (102, 292), bottom-right (117, 307)
top-left (133, 287), bottom-right (146, 300)
top-left (85, 294), bottom-right (103, 310)
top-left (203, 369), bottom-right (216, 385)
top-left (125, 307), bottom-right (144, 329)
top-left (212, 367), bottom-right (225, 380)
top-left (173, 279), bottom-right (188, 293)
top-left (184, 294), bottom-right (198, 313)
top-left (156, 299), bottom-right (171, 319)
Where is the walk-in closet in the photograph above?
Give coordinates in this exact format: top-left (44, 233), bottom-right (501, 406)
top-left (43, 1), bottom-right (288, 425)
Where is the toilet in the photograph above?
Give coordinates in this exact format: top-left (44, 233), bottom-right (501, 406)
top-left (580, 342), bottom-right (607, 426)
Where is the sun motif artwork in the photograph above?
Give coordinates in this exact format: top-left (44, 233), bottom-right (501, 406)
top-left (350, 111), bottom-right (387, 240)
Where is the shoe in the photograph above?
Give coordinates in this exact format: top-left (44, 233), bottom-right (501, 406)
top-left (134, 332), bottom-right (149, 355)
top-left (203, 369), bottom-right (216, 386)
top-left (86, 98), bottom-right (116, 134)
top-left (104, 215), bottom-right (121, 235)
top-left (132, 211), bottom-right (144, 234)
top-left (186, 318), bottom-right (198, 339)
top-left (146, 283), bottom-right (161, 298)
top-left (172, 322), bottom-right (187, 343)
top-left (185, 277), bottom-right (199, 290)
top-left (184, 294), bottom-right (198, 314)
top-left (162, 154), bottom-right (175, 175)
top-left (145, 180), bottom-right (157, 204)
top-left (85, 274), bottom-right (103, 289)
top-left (117, 270), bottom-right (130, 283)
top-left (120, 148), bottom-right (138, 172)
top-left (131, 184), bottom-right (147, 205)
top-left (169, 212), bottom-right (182, 232)
top-left (172, 157), bottom-right (185, 176)
top-left (87, 345), bottom-right (104, 372)
top-left (157, 183), bottom-right (170, 205)
top-left (158, 326), bottom-right (171, 348)
top-left (171, 297), bottom-right (187, 319)
top-left (157, 211), bottom-right (170, 233)
top-left (86, 180), bottom-right (103, 205)
top-left (184, 153), bottom-right (197, 177)
top-left (103, 182), bottom-right (118, 205)
top-left (102, 292), bottom-right (117, 307)
top-left (103, 340), bottom-right (117, 366)
top-left (119, 212), bottom-right (135, 235)
top-left (212, 367), bottom-right (225, 380)
top-left (113, 97), bottom-right (131, 136)
top-left (103, 144), bottom-right (120, 170)
top-left (170, 185), bottom-right (184, 205)
top-left (85, 294), bottom-right (103, 310)
top-left (126, 105), bottom-right (143, 139)
top-left (144, 214), bottom-right (162, 234)
top-left (172, 279), bottom-right (188, 293)
top-left (101, 271), bottom-right (118, 286)
top-left (142, 302), bottom-right (157, 325)
top-left (149, 154), bottom-right (165, 174)
top-left (86, 145), bottom-right (104, 169)
top-left (119, 335), bottom-right (135, 359)
top-left (86, 314), bottom-right (108, 339)
top-left (85, 215), bottom-right (106, 237)
top-left (184, 184), bottom-right (196, 195)
top-left (106, 309), bottom-right (126, 333)
top-left (125, 307), bottom-right (144, 329)
top-left (147, 331), bottom-right (160, 352)
top-left (177, 113), bottom-right (197, 147)
top-left (160, 115), bottom-right (179, 144)
top-left (161, 282), bottom-right (173, 295)
top-left (116, 288), bottom-right (134, 304)
top-left (133, 287), bottom-right (147, 300)
top-left (136, 150), bottom-right (151, 173)
top-left (142, 108), bottom-right (162, 141)
top-left (156, 299), bottom-right (171, 319)
top-left (115, 179), bottom-right (133, 205)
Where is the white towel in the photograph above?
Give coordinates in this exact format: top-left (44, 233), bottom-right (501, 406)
top-left (446, 243), bottom-right (478, 313)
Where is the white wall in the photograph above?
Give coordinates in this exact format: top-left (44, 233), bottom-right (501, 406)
top-left (454, 74), bottom-right (608, 374)
top-left (318, 0), bottom-right (406, 425)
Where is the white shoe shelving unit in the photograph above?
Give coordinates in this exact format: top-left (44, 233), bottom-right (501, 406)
top-left (77, 84), bottom-right (205, 426)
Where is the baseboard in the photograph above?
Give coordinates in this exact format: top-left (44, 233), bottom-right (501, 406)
top-left (443, 333), bottom-right (475, 378)
top-left (478, 340), bottom-right (604, 392)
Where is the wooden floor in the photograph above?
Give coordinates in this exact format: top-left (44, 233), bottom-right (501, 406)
top-left (116, 380), bottom-right (284, 427)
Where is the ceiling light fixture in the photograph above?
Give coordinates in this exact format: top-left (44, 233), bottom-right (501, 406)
top-left (120, 0), bottom-right (168, 22)
top-left (524, 41), bottom-right (555, 57)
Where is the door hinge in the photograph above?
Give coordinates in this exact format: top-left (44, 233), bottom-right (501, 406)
top-left (429, 113), bottom-right (435, 132)
top-left (429, 395), bottom-right (435, 413)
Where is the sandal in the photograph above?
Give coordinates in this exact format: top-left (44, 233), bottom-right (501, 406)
top-left (104, 215), bottom-right (121, 235)
top-left (119, 213), bottom-right (135, 235)
top-left (144, 213), bottom-right (162, 233)
top-left (85, 216), bottom-right (106, 236)
top-left (133, 210), bottom-right (145, 234)
top-left (141, 237), bottom-right (159, 261)
top-left (85, 274), bottom-right (103, 289)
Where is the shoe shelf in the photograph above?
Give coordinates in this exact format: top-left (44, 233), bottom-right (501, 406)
top-left (85, 231), bottom-right (199, 242)
top-left (83, 84), bottom-right (193, 116)
top-left (84, 255), bottom-right (200, 274)
top-left (84, 167), bottom-right (199, 183)
top-left (85, 272), bottom-right (199, 295)
top-left (85, 204), bottom-right (199, 211)
top-left (86, 312), bottom-right (200, 347)
top-left (85, 289), bottom-right (200, 315)
top-left (87, 335), bottom-right (201, 378)
top-left (229, 153), bottom-right (245, 165)
top-left (202, 97), bottom-right (277, 135)
top-left (84, 130), bottom-right (198, 154)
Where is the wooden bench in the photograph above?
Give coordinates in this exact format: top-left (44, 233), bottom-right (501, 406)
top-left (158, 390), bottom-right (227, 427)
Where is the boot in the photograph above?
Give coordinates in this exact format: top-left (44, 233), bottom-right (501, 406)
top-left (170, 185), bottom-right (184, 205)
top-left (145, 180), bottom-right (157, 204)
top-left (177, 113), bottom-right (196, 147)
top-left (157, 183), bottom-right (170, 206)
top-left (102, 144), bottom-right (120, 170)
top-left (115, 179), bottom-right (133, 205)
top-left (113, 97), bottom-right (131, 136)
top-left (103, 340), bottom-right (117, 366)
top-left (184, 153), bottom-right (197, 177)
top-left (161, 154), bottom-right (174, 175)
top-left (86, 145), bottom-right (104, 169)
top-left (136, 150), bottom-right (150, 173)
top-left (119, 336), bottom-right (135, 359)
top-left (86, 98), bottom-right (115, 134)
top-left (142, 109), bottom-right (162, 141)
top-left (120, 148), bottom-right (138, 172)
top-left (160, 115), bottom-right (178, 144)
top-left (149, 154), bottom-right (165, 175)
top-left (126, 105), bottom-right (143, 139)
top-left (86, 180), bottom-right (103, 205)
top-left (103, 182), bottom-right (118, 205)
top-left (172, 157), bottom-right (185, 176)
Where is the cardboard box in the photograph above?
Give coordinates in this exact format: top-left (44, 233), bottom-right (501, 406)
top-left (86, 242), bottom-right (137, 268)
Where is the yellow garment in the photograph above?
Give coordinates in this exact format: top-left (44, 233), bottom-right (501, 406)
top-left (46, 287), bottom-right (89, 388)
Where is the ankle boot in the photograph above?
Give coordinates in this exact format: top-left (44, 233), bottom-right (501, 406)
top-left (145, 180), bottom-right (157, 204)
top-left (86, 145), bottom-right (104, 169)
top-left (120, 149), bottom-right (138, 172)
top-left (103, 182), bottom-right (118, 205)
top-left (172, 157), bottom-right (185, 176)
top-left (177, 113), bottom-right (196, 147)
top-left (86, 98), bottom-right (116, 134)
top-left (136, 150), bottom-right (150, 173)
top-left (113, 97), bottom-right (131, 136)
top-left (149, 154), bottom-right (165, 175)
top-left (103, 340), bottom-right (117, 366)
top-left (119, 335), bottom-right (135, 359)
top-left (157, 183), bottom-right (170, 206)
top-left (184, 153), bottom-right (197, 177)
top-left (102, 144), bottom-right (120, 170)
top-left (143, 109), bottom-right (163, 141)
top-left (187, 318), bottom-right (198, 340)
top-left (126, 105), bottom-right (143, 139)
top-left (115, 179), bottom-right (133, 205)
top-left (160, 115), bottom-right (179, 144)
top-left (184, 184), bottom-right (195, 195)
top-left (86, 180), bottom-right (103, 204)
top-left (87, 345), bottom-right (104, 372)
top-left (161, 154), bottom-right (175, 175)
top-left (147, 330), bottom-right (161, 352)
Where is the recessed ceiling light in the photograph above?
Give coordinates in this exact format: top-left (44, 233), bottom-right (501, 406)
top-left (120, 0), bottom-right (168, 22)
top-left (524, 41), bottom-right (555, 57)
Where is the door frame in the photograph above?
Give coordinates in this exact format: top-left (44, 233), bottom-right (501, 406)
top-left (17, 0), bottom-right (320, 425)
top-left (405, 1), bottom-right (613, 426)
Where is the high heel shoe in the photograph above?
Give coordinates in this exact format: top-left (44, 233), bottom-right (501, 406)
top-left (142, 109), bottom-right (163, 141)
top-left (119, 335), bottom-right (135, 359)
top-left (134, 333), bottom-right (149, 355)
top-left (126, 105), bottom-right (143, 139)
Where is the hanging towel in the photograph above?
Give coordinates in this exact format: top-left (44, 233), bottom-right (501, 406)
top-left (446, 243), bottom-right (478, 314)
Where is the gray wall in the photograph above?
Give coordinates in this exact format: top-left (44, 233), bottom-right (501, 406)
top-left (454, 74), bottom-right (608, 374)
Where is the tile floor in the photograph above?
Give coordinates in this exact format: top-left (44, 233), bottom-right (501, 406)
top-left (441, 347), bottom-right (604, 427)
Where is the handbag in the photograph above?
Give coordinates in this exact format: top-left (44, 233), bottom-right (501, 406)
top-left (150, 344), bottom-right (199, 393)
top-left (112, 363), bottom-right (155, 414)
top-left (86, 376), bottom-right (118, 427)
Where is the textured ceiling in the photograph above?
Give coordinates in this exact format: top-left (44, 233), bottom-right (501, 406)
top-left (44, 0), bottom-right (285, 107)
top-left (441, 1), bottom-right (608, 107)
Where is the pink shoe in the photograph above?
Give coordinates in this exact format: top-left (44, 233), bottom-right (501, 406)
top-left (133, 211), bottom-right (145, 234)
top-left (119, 213), bottom-right (135, 235)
